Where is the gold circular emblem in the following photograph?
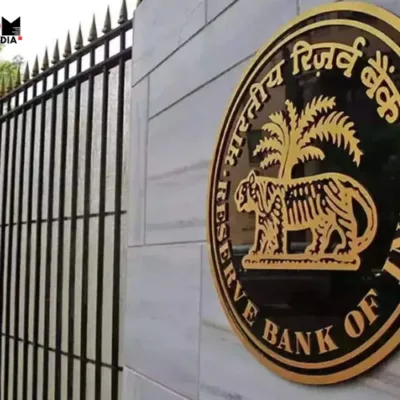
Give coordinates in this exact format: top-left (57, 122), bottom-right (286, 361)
top-left (207, 2), bottom-right (400, 385)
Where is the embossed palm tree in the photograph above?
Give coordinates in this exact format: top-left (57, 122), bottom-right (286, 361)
top-left (253, 96), bottom-right (363, 179)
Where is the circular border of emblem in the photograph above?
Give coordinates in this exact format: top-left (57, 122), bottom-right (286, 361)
top-left (207, 1), bottom-right (400, 385)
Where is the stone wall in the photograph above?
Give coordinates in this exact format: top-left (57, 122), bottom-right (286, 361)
top-left (122, 1), bottom-right (400, 398)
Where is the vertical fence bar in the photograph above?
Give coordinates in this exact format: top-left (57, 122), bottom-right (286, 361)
top-left (111, 30), bottom-right (126, 400)
top-left (0, 103), bottom-right (2, 398)
top-left (42, 66), bottom-right (59, 400)
top-left (0, 110), bottom-right (3, 400)
top-left (5, 90), bottom-right (20, 400)
top-left (7, 94), bottom-right (20, 400)
top-left (95, 38), bottom-right (110, 399)
top-left (0, 116), bottom-right (2, 400)
top-left (0, 16), bottom-right (132, 400)
top-left (68, 54), bottom-right (82, 399)
top-left (80, 46), bottom-right (95, 400)
top-left (0, 97), bottom-right (12, 399)
top-left (0, 98), bottom-right (11, 398)
top-left (14, 85), bottom-right (29, 399)
top-left (23, 81), bottom-right (38, 400)
top-left (55, 61), bottom-right (70, 399)
top-left (32, 74), bottom-right (48, 400)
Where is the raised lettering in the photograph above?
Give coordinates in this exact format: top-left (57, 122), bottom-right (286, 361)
top-left (225, 131), bottom-right (244, 166)
top-left (215, 203), bottom-right (227, 222)
top-left (233, 280), bottom-right (246, 302)
top-left (344, 289), bottom-right (379, 338)
top-left (242, 300), bottom-right (258, 326)
top-left (315, 326), bottom-right (338, 354)
top-left (216, 180), bottom-right (229, 202)
top-left (295, 331), bottom-right (312, 355)
top-left (383, 259), bottom-right (400, 281)
top-left (277, 329), bottom-right (293, 353)
top-left (263, 319), bottom-right (279, 345)
top-left (359, 289), bottom-right (379, 325)
top-left (223, 263), bottom-right (236, 288)
top-left (344, 310), bottom-right (365, 338)
top-left (218, 241), bottom-right (231, 264)
top-left (216, 222), bottom-right (228, 242)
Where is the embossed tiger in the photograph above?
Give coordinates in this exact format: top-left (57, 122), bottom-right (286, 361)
top-left (234, 170), bottom-right (378, 258)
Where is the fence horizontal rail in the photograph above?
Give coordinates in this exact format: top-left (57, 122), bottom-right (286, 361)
top-left (0, 333), bottom-right (123, 371)
top-left (0, 210), bottom-right (126, 236)
top-left (0, 48), bottom-right (131, 122)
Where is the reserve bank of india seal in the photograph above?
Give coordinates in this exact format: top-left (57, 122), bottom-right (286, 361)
top-left (207, 2), bottom-right (400, 385)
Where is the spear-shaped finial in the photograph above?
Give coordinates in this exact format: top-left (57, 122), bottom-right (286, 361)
top-left (118, 0), bottom-right (128, 24)
top-left (88, 15), bottom-right (98, 42)
top-left (52, 40), bottom-right (60, 64)
top-left (103, 6), bottom-right (112, 33)
top-left (42, 48), bottom-right (49, 71)
top-left (5, 73), bottom-right (12, 93)
top-left (32, 56), bottom-right (39, 77)
top-left (75, 24), bottom-right (83, 50)
top-left (15, 68), bottom-right (21, 87)
top-left (23, 63), bottom-right (30, 83)
top-left (63, 31), bottom-right (72, 58)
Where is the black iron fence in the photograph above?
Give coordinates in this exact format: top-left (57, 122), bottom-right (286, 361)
top-left (0, 2), bottom-right (131, 399)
